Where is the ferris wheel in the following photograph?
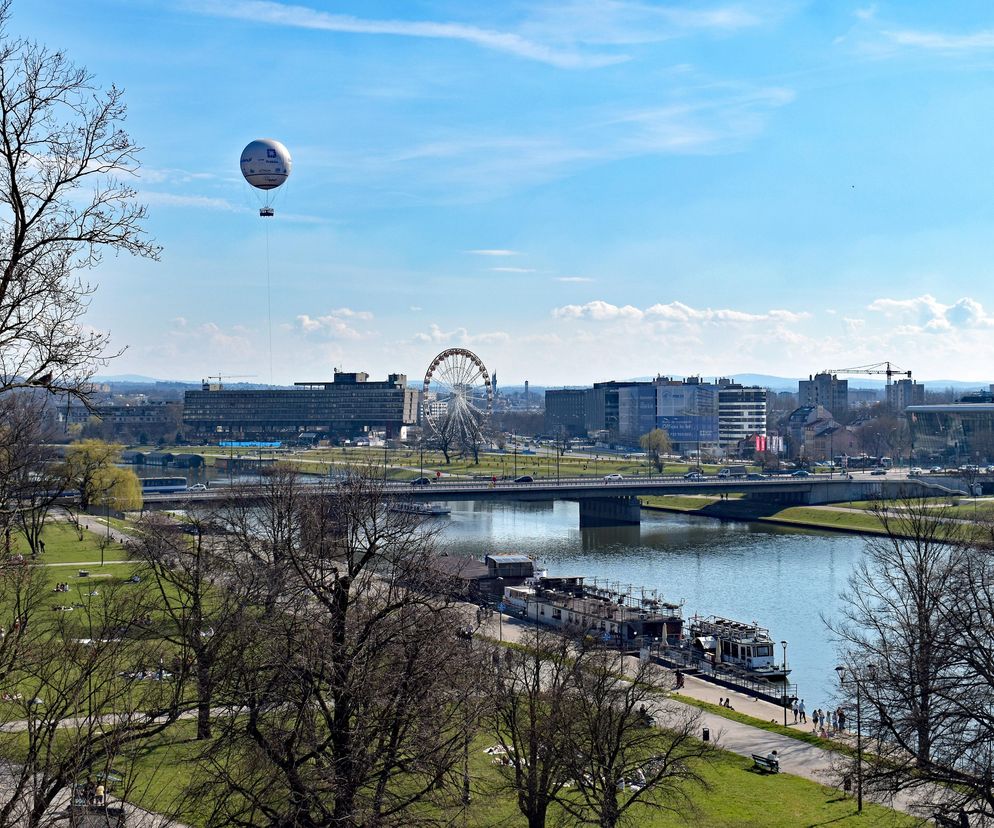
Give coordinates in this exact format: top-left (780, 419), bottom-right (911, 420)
top-left (422, 348), bottom-right (493, 443)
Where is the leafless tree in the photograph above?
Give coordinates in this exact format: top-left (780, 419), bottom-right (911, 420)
top-left (0, 562), bottom-right (184, 826)
top-left (0, 0), bottom-right (160, 404)
top-left (128, 508), bottom-right (250, 740)
top-left (828, 499), bottom-right (992, 822)
top-left (560, 645), bottom-right (713, 828)
top-left (486, 625), bottom-right (582, 828)
top-left (187, 471), bottom-right (484, 827)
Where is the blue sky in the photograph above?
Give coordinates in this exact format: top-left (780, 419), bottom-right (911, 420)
top-left (15, 1), bottom-right (994, 384)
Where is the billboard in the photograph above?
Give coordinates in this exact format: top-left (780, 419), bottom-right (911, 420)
top-left (219, 440), bottom-right (282, 448)
top-left (655, 415), bottom-right (718, 442)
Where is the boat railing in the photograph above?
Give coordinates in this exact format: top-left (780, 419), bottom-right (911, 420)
top-left (655, 644), bottom-right (797, 702)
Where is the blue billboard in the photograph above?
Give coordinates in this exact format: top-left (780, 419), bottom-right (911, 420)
top-left (655, 415), bottom-right (718, 442)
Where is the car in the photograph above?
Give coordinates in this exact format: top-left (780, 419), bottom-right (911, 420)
top-left (909, 467), bottom-right (924, 477)
top-left (683, 471), bottom-right (703, 480)
top-left (746, 473), bottom-right (766, 480)
top-left (513, 475), bottom-right (534, 483)
top-left (186, 483), bottom-right (208, 492)
top-left (930, 466), bottom-right (943, 474)
top-left (603, 473), bottom-right (624, 481)
top-left (790, 470), bottom-right (812, 478)
top-left (410, 477), bottom-right (432, 486)
top-left (870, 468), bottom-right (887, 475)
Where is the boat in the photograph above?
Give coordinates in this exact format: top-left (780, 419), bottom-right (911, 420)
top-left (687, 615), bottom-right (791, 682)
top-left (389, 502), bottom-right (451, 517)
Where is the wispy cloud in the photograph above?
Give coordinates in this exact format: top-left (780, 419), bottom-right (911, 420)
top-left (413, 323), bottom-right (510, 346)
top-left (469, 249), bottom-right (519, 256)
top-left (553, 299), bottom-right (809, 323)
top-left (883, 28), bottom-right (994, 51)
top-left (141, 192), bottom-right (240, 211)
top-left (490, 266), bottom-right (536, 273)
top-left (191, 0), bottom-right (625, 68)
top-left (555, 276), bottom-right (594, 283)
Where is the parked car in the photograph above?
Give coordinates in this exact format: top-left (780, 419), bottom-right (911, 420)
top-left (513, 475), bottom-right (534, 483)
top-left (790, 470), bottom-right (812, 478)
top-left (410, 477), bottom-right (432, 486)
top-left (603, 473), bottom-right (624, 481)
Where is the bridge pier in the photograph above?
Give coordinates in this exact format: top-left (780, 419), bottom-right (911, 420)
top-left (578, 496), bottom-right (641, 528)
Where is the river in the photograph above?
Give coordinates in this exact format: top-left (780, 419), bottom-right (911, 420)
top-left (436, 500), bottom-right (865, 709)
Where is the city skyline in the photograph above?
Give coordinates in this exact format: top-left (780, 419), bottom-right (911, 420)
top-left (14, 1), bottom-right (994, 383)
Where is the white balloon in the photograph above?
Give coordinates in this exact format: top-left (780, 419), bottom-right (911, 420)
top-left (240, 138), bottom-right (292, 191)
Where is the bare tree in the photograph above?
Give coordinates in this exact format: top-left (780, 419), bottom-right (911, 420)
top-left (0, 563), bottom-right (185, 826)
top-left (0, 0), bottom-right (160, 403)
top-left (562, 645), bottom-right (713, 828)
top-left (128, 509), bottom-right (249, 740)
top-left (828, 498), bottom-right (987, 821)
top-left (487, 626), bottom-right (582, 828)
top-left (188, 472), bottom-right (484, 827)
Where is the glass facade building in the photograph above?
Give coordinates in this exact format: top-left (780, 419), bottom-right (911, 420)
top-left (907, 404), bottom-right (994, 464)
top-left (183, 372), bottom-right (419, 440)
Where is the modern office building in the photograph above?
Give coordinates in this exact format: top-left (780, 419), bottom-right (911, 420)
top-left (654, 377), bottom-right (719, 455)
top-left (718, 384), bottom-right (768, 449)
top-left (798, 373), bottom-right (849, 418)
top-left (617, 384), bottom-right (658, 440)
top-left (183, 371), bottom-right (419, 441)
top-left (907, 403), bottom-right (994, 464)
top-left (544, 389), bottom-right (588, 437)
top-left (886, 378), bottom-right (925, 412)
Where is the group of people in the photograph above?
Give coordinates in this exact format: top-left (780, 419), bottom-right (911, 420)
top-left (717, 697), bottom-right (735, 710)
top-left (790, 699), bottom-right (847, 736)
top-left (77, 780), bottom-right (106, 807)
top-left (52, 582), bottom-right (70, 593)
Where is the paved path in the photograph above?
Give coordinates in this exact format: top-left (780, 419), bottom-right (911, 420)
top-left (480, 611), bottom-right (929, 819)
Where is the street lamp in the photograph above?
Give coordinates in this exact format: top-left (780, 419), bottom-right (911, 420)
top-left (835, 663), bottom-right (876, 813)
top-left (781, 640), bottom-right (788, 726)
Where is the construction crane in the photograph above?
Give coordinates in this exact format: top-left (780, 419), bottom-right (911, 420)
top-left (202, 373), bottom-right (257, 390)
top-left (821, 362), bottom-right (911, 386)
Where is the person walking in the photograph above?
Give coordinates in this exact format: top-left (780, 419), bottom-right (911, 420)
top-left (791, 699), bottom-right (799, 723)
top-left (838, 707), bottom-right (846, 732)
top-left (830, 710), bottom-right (838, 732)
top-left (798, 699), bottom-right (806, 723)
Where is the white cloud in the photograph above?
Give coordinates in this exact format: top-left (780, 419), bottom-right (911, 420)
top-left (490, 266), bottom-right (536, 273)
top-left (884, 28), bottom-right (994, 51)
top-left (469, 249), bottom-right (519, 256)
top-left (854, 5), bottom-right (877, 21)
top-left (192, 0), bottom-right (625, 68)
top-left (294, 308), bottom-right (374, 339)
top-left (413, 323), bottom-right (510, 346)
top-left (867, 294), bottom-right (994, 332)
top-left (553, 299), bottom-right (809, 324)
top-left (555, 276), bottom-right (594, 283)
top-left (141, 192), bottom-right (240, 211)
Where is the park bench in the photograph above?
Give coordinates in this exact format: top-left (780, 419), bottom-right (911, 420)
top-left (751, 754), bottom-right (780, 774)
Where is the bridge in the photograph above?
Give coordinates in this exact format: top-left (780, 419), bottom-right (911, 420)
top-left (141, 474), bottom-right (968, 528)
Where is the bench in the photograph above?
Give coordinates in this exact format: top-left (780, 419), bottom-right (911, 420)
top-left (751, 754), bottom-right (780, 774)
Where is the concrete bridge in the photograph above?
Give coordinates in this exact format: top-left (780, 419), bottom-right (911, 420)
top-left (141, 474), bottom-right (969, 528)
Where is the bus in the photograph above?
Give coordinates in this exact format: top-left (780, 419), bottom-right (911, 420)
top-left (140, 477), bottom-right (188, 494)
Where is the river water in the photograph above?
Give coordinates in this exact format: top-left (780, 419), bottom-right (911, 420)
top-left (436, 500), bottom-right (865, 709)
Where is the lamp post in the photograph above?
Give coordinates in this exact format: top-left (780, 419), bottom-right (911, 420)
top-left (781, 640), bottom-right (788, 726)
top-left (835, 664), bottom-right (874, 813)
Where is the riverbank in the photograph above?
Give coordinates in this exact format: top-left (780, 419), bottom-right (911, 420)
top-left (640, 495), bottom-right (894, 536)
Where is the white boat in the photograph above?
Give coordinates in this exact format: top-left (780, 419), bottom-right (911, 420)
top-left (389, 502), bottom-right (452, 517)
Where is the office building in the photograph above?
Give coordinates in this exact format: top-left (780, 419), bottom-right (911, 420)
top-left (183, 371), bottom-right (419, 441)
top-left (798, 373), bottom-right (849, 418)
top-left (718, 385), bottom-right (767, 449)
top-left (907, 403), bottom-right (994, 464)
top-left (654, 377), bottom-right (719, 455)
top-left (544, 389), bottom-right (587, 437)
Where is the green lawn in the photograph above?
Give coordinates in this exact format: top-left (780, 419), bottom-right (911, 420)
top-left (12, 522), bottom-right (128, 565)
top-left (120, 723), bottom-right (916, 828)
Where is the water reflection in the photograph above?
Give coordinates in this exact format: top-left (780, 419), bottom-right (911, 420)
top-left (438, 500), bottom-right (865, 706)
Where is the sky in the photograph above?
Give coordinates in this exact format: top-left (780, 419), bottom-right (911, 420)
top-left (13, 0), bottom-right (994, 385)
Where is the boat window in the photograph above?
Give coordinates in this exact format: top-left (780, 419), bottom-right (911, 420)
top-left (552, 608), bottom-right (562, 619)
top-left (756, 645), bottom-right (772, 657)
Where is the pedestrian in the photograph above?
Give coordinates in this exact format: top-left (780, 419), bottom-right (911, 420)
top-left (798, 699), bottom-right (806, 723)
top-left (94, 782), bottom-right (105, 806)
top-left (838, 707), bottom-right (846, 732)
top-left (830, 710), bottom-right (838, 732)
top-left (791, 699), bottom-right (799, 723)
